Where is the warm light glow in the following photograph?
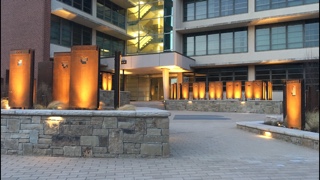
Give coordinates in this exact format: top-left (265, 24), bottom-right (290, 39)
top-left (262, 81), bottom-right (267, 100)
top-left (214, 82), bottom-right (223, 99)
top-left (286, 80), bottom-right (302, 129)
top-left (53, 53), bottom-right (70, 106)
top-left (9, 50), bottom-right (34, 108)
top-left (102, 72), bottom-right (108, 90)
top-left (198, 82), bottom-right (206, 99)
top-left (209, 82), bottom-right (215, 100)
top-left (173, 83), bottom-right (177, 100)
top-left (240, 101), bottom-right (246, 105)
top-left (264, 131), bottom-right (272, 138)
top-left (268, 82), bottom-right (273, 100)
top-left (226, 81), bottom-right (234, 99)
top-left (188, 101), bottom-right (192, 104)
top-left (107, 73), bottom-right (112, 91)
top-left (182, 83), bottom-right (189, 100)
top-left (245, 81), bottom-right (253, 99)
top-left (69, 45), bottom-right (99, 109)
top-left (193, 83), bottom-right (199, 100)
top-left (253, 80), bottom-right (263, 100)
top-left (234, 81), bottom-right (242, 99)
top-left (47, 116), bottom-right (64, 128)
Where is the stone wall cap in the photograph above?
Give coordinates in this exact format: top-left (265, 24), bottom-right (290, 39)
top-left (237, 121), bottom-right (319, 140)
top-left (1, 108), bottom-right (171, 117)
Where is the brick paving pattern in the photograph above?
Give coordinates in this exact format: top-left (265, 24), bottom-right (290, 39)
top-left (1, 111), bottom-right (319, 180)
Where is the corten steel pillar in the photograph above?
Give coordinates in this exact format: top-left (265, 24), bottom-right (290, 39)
top-left (214, 81), bottom-right (223, 100)
top-left (208, 82), bottom-right (215, 100)
top-left (193, 82), bottom-right (199, 100)
top-left (198, 82), bottom-right (206, 99)
top-left (69, 45), bottom-right (100, 109)
top-left (226, 81), bottom-right (234, 99)
top-left (114, 51), bottom-right (121, 109)
top-left (245, 81), bottom-right (253, 100)
top-left (233, 81), bottom-right (242, 99)
top-left (181, 82), bottom-right (189, 100)
top-left (8, 49), bottom-right (34, 109)
top-left (253, 80), bottom-right (263, 100)
top-left (52, 52), bottom-right (71, 106)
top-left (285, 79), bottom-right (305, 130)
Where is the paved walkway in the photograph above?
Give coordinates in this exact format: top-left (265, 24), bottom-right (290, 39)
top-left (1, 111), bottom-right (319, 180)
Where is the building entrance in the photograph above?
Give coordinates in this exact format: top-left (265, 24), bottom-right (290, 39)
top-left (150, 78), bottom-right (164, 101)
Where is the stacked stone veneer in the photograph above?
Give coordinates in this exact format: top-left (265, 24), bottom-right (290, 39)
top-left (1, 108), bottom-right (170, 158)
top-left (100, 90), bottom-right (130, 108)
top-left (165, 100), bottom-right (282, 114)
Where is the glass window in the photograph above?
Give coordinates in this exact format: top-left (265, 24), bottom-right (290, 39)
top-left (58, 0), bottom-right (92, 14)
top-left (186, 37), bottom-right (195, 56)
top-left (235, 0), bottom-right (248, 14)
top-left (208, 34), bottom-right (220, 54)
top-left (288, 24), bottom-right (303, 48)
top-left (256, 0), bottom-right (270, 11)
top-left (50, 16), bottom-right (60, 45)
top-left (96, 0), bottom-right (125, 29)
top-left (195, 35), bottom-right (207, 55)
top-left (61, 20), bottom-right (72, 47)
top-left (256, 0), bottom-right (318, 11)
top-left (271, 0), bottom-right (286, 9)
top-left (221, 32), bottom-right (233, 54)
top-left (208, 0), bottom-right (220, 18)
top-left (271, 26), bottom-right (286, 50)
top-left (96, 31), bottom-right (125, 57)
top-left (234, 30), bottom-right (247, 52)
top-left (185, 2), bottom-right (195, 21)
top-left (305, 22), bottom-right (319, 47)
top-left (288, 0), bottom-right (303, 6)
top-left (256, 28), bottom-right (270, 51)
top-left (196, 0), bottom-right (207, 19)
top-left (221, 0), bottom-right (234, 16)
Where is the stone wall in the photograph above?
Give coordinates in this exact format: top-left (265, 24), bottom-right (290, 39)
top-left (165, 100), bottom-right (282, 114)
top-left (99, 90), bottom-right (130, 108)
top-left (1, 108), bottom-right (170, 158)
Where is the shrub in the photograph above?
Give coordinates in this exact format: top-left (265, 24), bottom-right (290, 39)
top-left (117, 104), bottom-right (136, 111)
top-left (1, 98), bottom-right (9, 109)
top-left (47, 101), bottom-right (68, 110)
top-left (33, 104), bottom-right (45, 109)
top-left (305, 111), bottom-right (319, 133)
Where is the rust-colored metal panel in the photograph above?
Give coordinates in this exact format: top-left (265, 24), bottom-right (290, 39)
top-left (69, 45), bottom-right (100, 109)
top-left (214, 81), bottom-right (223, 100)
top-left (193, 82), bottom-right (199, 100)
top-left (52, 52), bottom-right (71, 106)
top-left (226, 81), bottom-right (234, 99)
top-left (253, 80), bottom-right (263, 100)
top-left (245, 81), bottom-right (253, 99)
top-left (233, 81), bottom-right (242, 99)
top-left (8, 49), bottom-right (34, 108)
top-left (208, 82), bottom-right (215, 100)
top-left (286, 80), bottom-right (302, 129)
top-left (268, 81), bottom-right (273, 100)
top-left (198, 82), bottom-right (206, 99)
top-left (181, 82), bottom-right (189, 100)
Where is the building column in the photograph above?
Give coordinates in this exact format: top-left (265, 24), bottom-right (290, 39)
top-left (177, 73), bottom-right (183, 99)
top-left (162, 68), bottom-right (170, 100)
top-left (248, 65), bottom-right (255, 81)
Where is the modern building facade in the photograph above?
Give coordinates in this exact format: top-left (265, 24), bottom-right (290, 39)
top-left (1, 0), bottom-right (319, 102)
